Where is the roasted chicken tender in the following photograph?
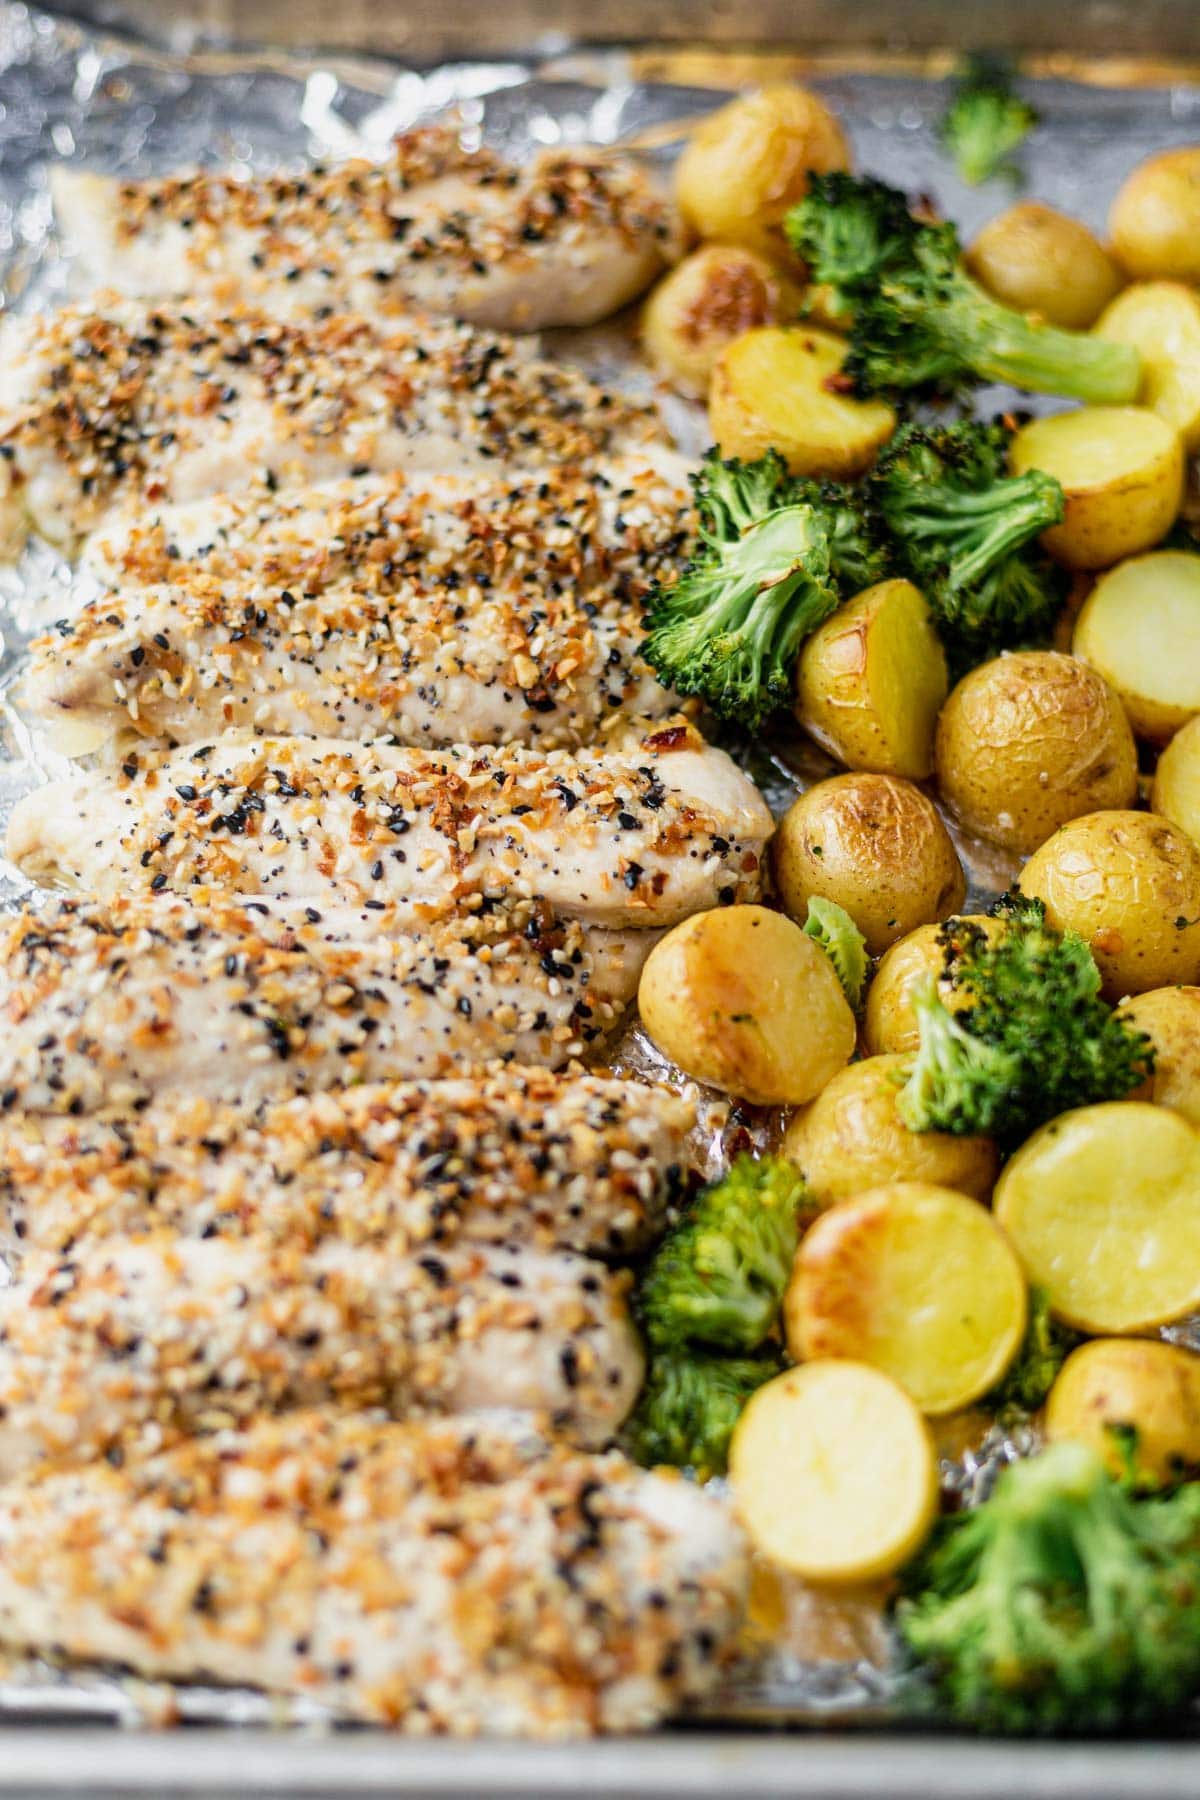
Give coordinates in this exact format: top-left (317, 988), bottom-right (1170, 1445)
top-left (0, 1409), bottom-right (748, 1735)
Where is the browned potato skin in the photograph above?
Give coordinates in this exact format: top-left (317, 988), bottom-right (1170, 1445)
top-left (640, 245), bottom-right (803, 401)
top-left (1110, 147), bottom-right (1200, 283)
top-left (967, 202), bottom-right (1122, 330)
top-left (1019, 809), bottom-right (1200, 999)
top-left (708, 325), bottom-right (896, 480)
top-left (1046, 1339), bottom-right (1200, 1482)
top-left (934, 651), bottom-right (1138, 854)
top-left (783, 1054), bottom-right (998, 1207)
top-left (861, 916), bottom-right (1001, 1057)
top-left (1116, 985), bottom-right (1200, 1126)
top-left (675, 84), bottom-right (850, 261)
top-left (772, 774), bottom-right (966, 957)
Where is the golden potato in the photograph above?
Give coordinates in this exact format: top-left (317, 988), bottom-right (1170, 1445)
top-left (993, 1101), bottom-right (1200, 1333)
top-left (795, 579), bottom-right (948, 780)
top-left (1010, 407), bottom-right (1184, 571)
top-left (709, 326), bottom-right (896, 480)
top-left (637, 903), bottom-right (855, 1105)
top-left (1095, 282), bottom-right (1200, 452)
top-left (1154, 714), bottom-right (1200, 844)
top-left (640, 245), bottom-right (803, 401)
top-left (861, 915), bottom-right (1002, 1057)
top-left (933, 651), bottom-right (1137, 854)
top-left (786, 1182), bottom-right (1027, 1415)
top-left (1020, 809), bottom-right (1200, 998)
top-left (1110, 146), bottom-right (1200, 283)
top-left (966, 202), bottom-right (1122, 331)
top-left (675, 84), bottom-right (850, 261)
top-left (1046, 1339), bottom-right (1200, 1482)
top-left (782, 1054), bottom-right (998, 1206)
top-left (1073, 551), bottom-right (1200, 745)
top-left (730, 1360), bottom-right (938, 1581)
top-left (772, 773), bottom-right (966, 956)
top-left (1116, 985), bottom-right (1200, 1126)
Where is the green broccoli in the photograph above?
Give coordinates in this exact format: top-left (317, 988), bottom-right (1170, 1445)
top-left (940, 54), bottom-right (1037, 187)
top-left (786, 174), bottom-right (1141, 407)
top-left (896, 893), bottom-right (1154, 1145)
top-left (636, 1154), bottom-right (806, 1353)
top-left (868, 420), bottom-right (1067, 673)
top-left (898, 1441), bottom-right (1200, 1732)
top-left (803, 896), bottom-right (868, 1010)
top-left (623, 1348), bottom-right (783, 1478)
top-left (987, 1287), bottom-right (1081, 1418)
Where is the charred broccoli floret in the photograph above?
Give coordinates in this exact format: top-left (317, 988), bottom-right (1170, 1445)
top-left (940, 54), bottom-right (1037, 187)
top-left (623, 1348), bottom-right (783, 1478)
top-left (868, 420), bottom-right (1067, 672)
top-left (987, 1287), bottom-right (1081, 1418)
top-left (896, 893), bottom-right (1154, 1145)
top-left (803, 896), bottom-right (868, 1010)
top-left (898, 1442), bottom-right (1200, 1732)
top-left (786, 174), bottom-right (1141, 406)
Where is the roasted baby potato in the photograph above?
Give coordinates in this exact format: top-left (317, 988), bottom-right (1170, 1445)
top-left (795, 579), bottom-right (948, 780)
top-left (1095, 282), bottom-right (1200, 452)
top-left (1019, 809), bottom-right (1200, 998)
top-left (637, 903), bottom-right (855, 1106)
top-left (786, 1182), bottom-right (1027, 1415)
top-left (729, 1360), bottom-right (939, 1582)
top-left (1073, 551), bottom-right (1200, 745)
top-left (772, 773), bottom-right (966, 956)
top-left (966, 202), bottom-right (1122, 331)
top-left (782, 1054), bottom-right (998, 1207)
top-left (640, 245), bottom-right (803, 401)
top-left (1154, 714), bottom-right (1200, 844)
top-left (675, 83), bottom-right (850, 260)
top-left (861, 915), bottom-right (1002, 1057)
top-left (1046, 1339), bottom-right (1200, 1482)
top-left (1110, 146), bottom-right (1200, 283)
top-left (1010, 406), bottom-right (1184, 571)
top-left (933, 650), bottom-right (1138, 854)
top-left (993, 1101), bottom-right (1200, 1333)
top-left (708, 325), bottom-right (897, 479)
top-left (1116, 985), bottom-right (1200, 1127)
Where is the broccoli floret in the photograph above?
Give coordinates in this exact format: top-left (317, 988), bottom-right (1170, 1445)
top-left (868, 420), bottom-right (1067, 672)
top-left (896, 893), bottom-right (1154, 1144)
top-left (623, 1348), bottom-right (783, 1478)
top-left (789, 476), bottom-right (892, 593)
top-left (786, 174), bottom-right (1141, 407)
top-left (898, 1442), bottom-right (1200, 1732)
top-left (636, 1154), bottom-right (807, 1353)
top-left (940, 54), bottom-right (1037, 187)
top-left (803, 896), bottom-right (868, 1010)
top-left (987, 1287), bottom-right (1081, 1418)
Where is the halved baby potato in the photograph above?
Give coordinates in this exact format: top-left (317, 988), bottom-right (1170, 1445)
top-left (729, 1360), bottom-right (939, 1582)
top-left (1073, 551), bottom-right (1200, 745)
top-left (1109, 146), bottom-right (1200, 284)
top-left (861, 915), bottom-right (1002, 1057)
top-left (967, 201), bottom-right (1122, 331)
top-left (709, 326), bottom-right (897, 479)
top-left (794, 579), bottom-right (948, 780)
top-left (641, 245), bottom-right (804, 401)
top-left (785, 1182), bottom-right (1027, 1416)
top-left (1045, 1339), bottom-right (1200, 1482)
top-left (1154, 714), bottom-right (1200, 844)
top-left (1116, 985), bottom-right (1200, 1127)
top-left (1095, 282), bottom-right (1200, 451)
top-left (1010, 406), bottom-right (1184, 571)
top-left (993, 1101), bottom-right (1200, 1333)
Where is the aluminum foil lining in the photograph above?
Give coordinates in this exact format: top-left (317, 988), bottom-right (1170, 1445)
top-left (0, 0), bottom-right (1196, 1731)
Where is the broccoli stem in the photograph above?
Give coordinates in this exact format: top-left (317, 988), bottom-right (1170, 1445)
top-left (889, 468), bottom-right (1063, 590)
top-left (940, 274), bottom-right (1141, 403)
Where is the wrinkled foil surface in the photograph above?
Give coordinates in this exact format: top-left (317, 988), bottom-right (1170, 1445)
top-left (0, 0), bottom-right (1196, 1731)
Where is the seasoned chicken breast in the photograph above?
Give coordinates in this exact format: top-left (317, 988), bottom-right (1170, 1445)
top-left (0, 300), bottom-right (665, 553)
top-left (0, 1069), bottom-right (695, 1262)
top-left (51, 126), bottom-right (679, 334)
top-left (27, 458), bottom-right (692, 751)
top-left (0, 1234), bottom-right (642, 1471)
top-left (0, 896), bottom-right (650, 1114)
top-left (8, 728), bottom-right (773, 927)
top-left (0, 1408), bottom-right (747, 1734)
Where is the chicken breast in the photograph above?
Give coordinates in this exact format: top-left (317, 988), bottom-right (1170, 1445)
top-left (51, 126), bottom-right (679, 334)
top-left (8, 727), bottom-right (772, 927)
top-left (0, 1234), bottom-right (642, 1472)
top-left (0, 1069), bottom-right (695, 1263)
top-left (0, 299), bottom-right (665, 553)
top-left (0, 896), bottom-right (650, 1115)
top-left (0, 1408), bottom-right (747, 1734)
top-left (27, 458), bottom-right (692, 751)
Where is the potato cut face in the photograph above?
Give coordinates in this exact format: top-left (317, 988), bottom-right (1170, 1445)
top-left (1116, 986), bottom-right (1200, 1128)
top-left (1154, 715), bottom-right (1200, 845)
top-left (1074, 551), bottom-right (1200, 744)
top-left (729, 1360), bottom-right (938, 1581)
top-left (1096, 282), bottom-right (1200, 451)
top-left (709, 326), bottom-right (896, 480)
top-left (994, 1102), bottom-right (1200, 1333)
top-left (1011, 407), bottom-right (1183, 571)
top-left (788, 1183), bottom-right (1026, 1414)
